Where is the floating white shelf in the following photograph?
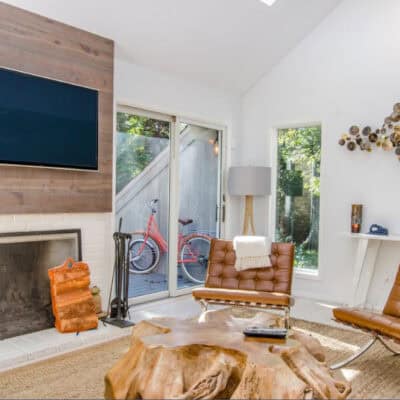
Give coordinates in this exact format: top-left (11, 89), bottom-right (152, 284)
top-left (346, 232), bottom-right (399, 307)
top-left (348, 233), bottom-right (400, 242)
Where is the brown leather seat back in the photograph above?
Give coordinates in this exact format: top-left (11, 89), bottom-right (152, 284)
top-left (383, 265), bottom-right (400, 317)
top-left (205, 239), bottom-right (295, 295)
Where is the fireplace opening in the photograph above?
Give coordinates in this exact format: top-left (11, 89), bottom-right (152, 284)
top-left (0, 230), bottom-right (81, 340)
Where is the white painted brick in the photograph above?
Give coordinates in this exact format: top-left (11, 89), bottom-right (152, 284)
top-left (0, 212), bottom-right (113, 304)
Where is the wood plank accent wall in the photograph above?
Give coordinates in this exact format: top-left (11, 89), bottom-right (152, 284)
top-left (0, 2), bottom-right (114, 213)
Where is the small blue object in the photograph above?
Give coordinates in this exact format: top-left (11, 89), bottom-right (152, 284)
top-left (369, 224), bottom-right (389, 236)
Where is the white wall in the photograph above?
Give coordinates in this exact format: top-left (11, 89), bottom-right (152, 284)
top-left (240, 0), bottom-right (400, 306)
top-left (115, 57), bottom-right (242, 239)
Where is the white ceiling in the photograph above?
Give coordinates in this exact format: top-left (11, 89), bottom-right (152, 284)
top-left (3, 0), bottom-right (341, 93)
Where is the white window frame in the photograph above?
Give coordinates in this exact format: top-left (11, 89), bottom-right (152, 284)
top-left (270, 122), bottom-right (323, 281)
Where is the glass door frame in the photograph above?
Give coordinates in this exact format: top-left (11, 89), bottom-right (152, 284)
top-left (169, 116), bottom-right (226, 297)
top-left (115, 105), bottom-right (227, 303)
top-left (116, 105), bottom-right (174, 305)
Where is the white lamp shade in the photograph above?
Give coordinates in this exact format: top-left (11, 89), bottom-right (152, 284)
top-left (228, 166), bottom-right (271, 196)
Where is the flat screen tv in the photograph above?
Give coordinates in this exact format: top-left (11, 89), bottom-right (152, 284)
top-left (0, 67), bottom-right (98, 170)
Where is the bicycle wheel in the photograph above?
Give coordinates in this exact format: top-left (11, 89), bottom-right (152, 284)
top-left (180, 235), bottom-right (211, 284)
top-left (129, 237), bottom-right (160, 274)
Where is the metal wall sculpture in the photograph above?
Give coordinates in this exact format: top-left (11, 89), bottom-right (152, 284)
top-left (339, 102), bottom-right (400, 159)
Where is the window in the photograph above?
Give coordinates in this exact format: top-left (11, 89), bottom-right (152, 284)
top-left (275, 126), bottom-right (321, 271)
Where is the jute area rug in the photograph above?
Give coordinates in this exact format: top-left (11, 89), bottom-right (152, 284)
top-left (0, 317), bottom-right (399, 399)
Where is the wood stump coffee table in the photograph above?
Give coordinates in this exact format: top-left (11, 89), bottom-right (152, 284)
top-left (105, 308), bottom-right (351, 399)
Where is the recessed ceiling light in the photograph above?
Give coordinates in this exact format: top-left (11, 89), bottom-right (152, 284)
top-left (260, 0), bottom-right (277, 6)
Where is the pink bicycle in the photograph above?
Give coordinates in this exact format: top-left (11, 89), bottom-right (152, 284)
top-left (128, 199), bottom-right (212, 284)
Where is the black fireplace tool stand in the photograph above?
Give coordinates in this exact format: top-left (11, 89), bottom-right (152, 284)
top-left (103, 218), bottom-right (135, 328)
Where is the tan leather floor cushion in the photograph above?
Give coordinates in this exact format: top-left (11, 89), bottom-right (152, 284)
top-left (333, 307), bottom-right (400, 340)
top-left (192, 287), bottom-right (293, 306)
top-left (383, 266), bottom-right (400, 318)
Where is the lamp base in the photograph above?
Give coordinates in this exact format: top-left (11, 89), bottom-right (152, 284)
top-left (242, 195), bottom-right (256, 235)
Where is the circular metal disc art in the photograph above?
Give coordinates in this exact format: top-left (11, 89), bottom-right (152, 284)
top-left (338, 102), bottom-right (400, 160)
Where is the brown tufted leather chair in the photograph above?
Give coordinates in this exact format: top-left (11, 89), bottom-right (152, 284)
top-left (331, 265), bottom-right (400, 369)
top-left (192, 239), bottom-right (295, 328)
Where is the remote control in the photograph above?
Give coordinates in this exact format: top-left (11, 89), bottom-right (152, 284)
top-left (243, 327), bottom-right (288, 339)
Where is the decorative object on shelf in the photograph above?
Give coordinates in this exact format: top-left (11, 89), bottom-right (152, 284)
top-left (351, 204), bottom-right (363, 233)
top-left (368, 224), bottom-right (389, 236)
top-left (228, 166), bottom-right (271, 235)
top-left (338, 102), bottom-right (400, 160)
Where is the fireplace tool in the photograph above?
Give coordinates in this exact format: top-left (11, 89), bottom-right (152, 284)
top-left (103, 218), bottom-right (135, 328)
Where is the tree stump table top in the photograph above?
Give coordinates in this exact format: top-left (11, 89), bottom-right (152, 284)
top-left (105, 308), bottom-right (351, 399)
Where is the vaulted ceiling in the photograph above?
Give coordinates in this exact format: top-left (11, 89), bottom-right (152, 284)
top-left (3, 0), bottom-right (341, 93)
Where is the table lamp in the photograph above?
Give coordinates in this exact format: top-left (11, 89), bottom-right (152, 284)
top-left (228, 166), bottom-right (271, 235)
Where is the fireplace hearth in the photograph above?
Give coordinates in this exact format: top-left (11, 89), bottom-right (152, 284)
top-left (0, 230), bottom-right (81, 340)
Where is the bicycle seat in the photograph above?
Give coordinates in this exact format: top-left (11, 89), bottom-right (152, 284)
top-left (179, 218), bottom-right (193, 226)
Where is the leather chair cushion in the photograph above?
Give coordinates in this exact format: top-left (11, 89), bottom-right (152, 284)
top-left (333, 307), bottom-right (400, 341)
top-left (205, 239), bottom-right (294, 294)
top-left (383, 265), bottom-right (400, 318)
top-left (192, 287), bottom-right (293, 306)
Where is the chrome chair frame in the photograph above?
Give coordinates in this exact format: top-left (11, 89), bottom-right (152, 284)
top-left (198, 298), bottom-right (292, 329)
top-left (330, 331), bottom-right (400, 370)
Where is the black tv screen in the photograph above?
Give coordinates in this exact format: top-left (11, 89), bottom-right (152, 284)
top-left (0, 67), bottom-right (98, 170)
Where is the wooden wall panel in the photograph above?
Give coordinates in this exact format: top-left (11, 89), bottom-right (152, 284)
top-left (0, 2), bottom-right (114, 213)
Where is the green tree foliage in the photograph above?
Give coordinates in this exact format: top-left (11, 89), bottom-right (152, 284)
top-left (276, 126), bottom-right (321, 270)
top-left (116, 113), bottom-right (169, 193)
top-left (277, 126), bottom-right (321, 197)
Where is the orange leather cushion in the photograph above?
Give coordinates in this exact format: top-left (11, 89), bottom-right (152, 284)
top-left (333, 307), bottom-right (400, 340)
top-left (192, 287), bottom-right (293, 306)
top-left (383, 265), bottom-right (400, 318)
top-left (205, 239), bottom-right (294, 294)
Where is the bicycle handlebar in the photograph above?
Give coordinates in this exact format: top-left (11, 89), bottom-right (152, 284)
top-left (146, 198), bottom-right (194, 224)
top-left (147, 198), bottom-right (159, 213)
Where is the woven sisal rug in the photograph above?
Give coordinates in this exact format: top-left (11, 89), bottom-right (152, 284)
top-left (0, 318), bottom-right (399, 399)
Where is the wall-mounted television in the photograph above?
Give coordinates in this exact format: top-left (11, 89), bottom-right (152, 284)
top-left (0, 67), bottom-right (98, 171)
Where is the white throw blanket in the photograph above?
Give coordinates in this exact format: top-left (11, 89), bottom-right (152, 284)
top-left (233, 236), bottom-right (272, 271)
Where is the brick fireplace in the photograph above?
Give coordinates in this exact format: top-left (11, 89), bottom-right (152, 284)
top-left (0, 230), bottom-right (81, 340)
top-left (0, 213), bottom-right (115, 371)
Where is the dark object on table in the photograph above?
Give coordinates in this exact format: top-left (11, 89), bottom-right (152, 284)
top-left (351, 204), bottom-right (363, 233)
top-left (243, 327), bottom-right (288, 339)
top-left (368, 224), bottom-right (389, 236)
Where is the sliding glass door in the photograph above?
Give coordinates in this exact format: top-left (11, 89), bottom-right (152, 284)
top-left (176, 123), bottom-right (221, 289)
top-left (116, 109), bottom-right (171, 299)
top-left (115, 107), bottom-right (224, 300)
